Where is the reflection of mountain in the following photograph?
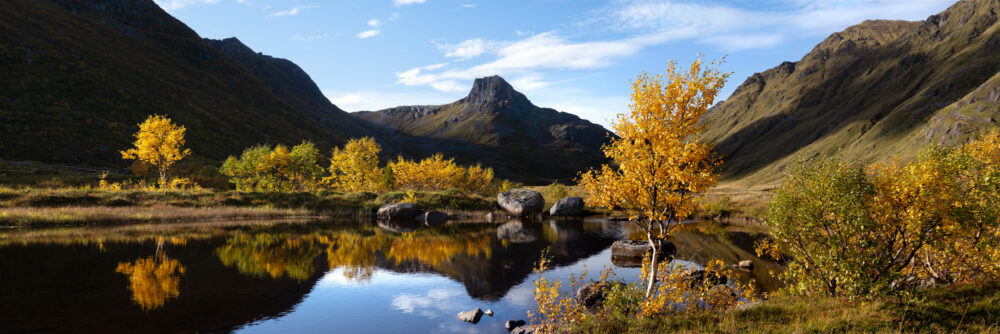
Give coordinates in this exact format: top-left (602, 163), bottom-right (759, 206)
top-left (0, 239), bottom-right (324, 333)
top-left (375, 220), bottom-right (618, 300)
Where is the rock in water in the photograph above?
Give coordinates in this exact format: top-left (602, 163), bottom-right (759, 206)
top-left (511, 324), bottom-right (539, 334)
top-left (457, 308), bottom-right (484, 323)
top-left (505, 320), bottom-right (526, 330)
top-left (738, 260), bottom-right (754, 270)
top-left (497, 189), bottom-right (544, 216)
top-left (575, 281), bottom-right (623, 308)
top-left (423, 211), bottom-right (449, 226)
top-left (484, 309), bottom-right (493, 317)
top-left (377, 203), bottom-right (420, 220)
top-left (485, 212), bottom-right (495, 222)
top-left (549, 197), bottom-right (584, 216)
top-left (610, 240), bottom-right (676, 260)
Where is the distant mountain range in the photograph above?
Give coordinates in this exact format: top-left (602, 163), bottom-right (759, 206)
top-left (0, 0), bottom-right (613, 183)
top-left (704, 0), bottom-right (1000, 187)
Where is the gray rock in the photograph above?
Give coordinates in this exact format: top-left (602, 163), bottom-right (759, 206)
top-left (496, 221), bottom-right (538, 243)
top-left (485, 212), bottom-right (495, 222)
top-left (422, 211), bottom-right (449, 226)
top-left (575, 281), bottom-right (624, 308)
top-left (511, 324), bottom-right (539, 334)
top-left (610, 240), bottom-right (676, 260)
top-left (549, 197), bottom-right (585, 216)
top-left (737, 260), bottom-right (754, 270)
top-left (497, 189), bottom-right (545, 216)
top-left (505, 319), bottom-right (526, 330)
top-left (457, 308), bottom-right (484, 323)
top-left (377, 203), bottom-right (420, 220)
top-left (484, 309), bottom-right (493, 317)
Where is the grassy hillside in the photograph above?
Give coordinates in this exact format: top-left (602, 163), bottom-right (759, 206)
top-left (703, 0), bottom-right (1000, 188)
top-left (0, 0), bottom-right (342, 168)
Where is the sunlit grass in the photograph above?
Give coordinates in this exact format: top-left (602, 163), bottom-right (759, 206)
top-left (0, 206), bottom-right (311, 225)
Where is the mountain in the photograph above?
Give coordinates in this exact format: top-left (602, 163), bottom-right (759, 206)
top-left (355, 75), bottom-right (615, 183)
top-left (703, 0), bottom-right (1000, 187)
top-left (0, 0), bottom-right (344, 166)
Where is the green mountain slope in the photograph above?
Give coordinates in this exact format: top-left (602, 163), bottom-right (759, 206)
top-left (0, 0), bottom-right (342, 166)
top-left (704, 0), bottom-right (1000, 187)
top-left (355, 76), bottom-right (615, 183)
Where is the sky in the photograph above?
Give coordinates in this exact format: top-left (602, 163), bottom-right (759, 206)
top-left (154, 0), bottom-right (956, 129)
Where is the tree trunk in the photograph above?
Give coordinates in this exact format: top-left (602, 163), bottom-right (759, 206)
top-left (645, 232), bottom-right (660, 298)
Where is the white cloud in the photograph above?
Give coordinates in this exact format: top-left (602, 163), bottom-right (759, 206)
top-left (391, 289), bottom-right (465, 318)
top-left (700, 33), bottom-right (784, 51)
top-left (356, 29), bottom-right (382, 39)
top-left (292, 33), bottom-right (329, 41)
top-left (461, 3), bottom-right (478, 8)
top-left (438, 38), bottom-right (497, 60)
top-left (394, 0), bottom-right (426, 6)
top-left (153, 0), bottom-right (221, 10)
top-left (270, 6), bottom-right (316, 17)
top-left (324, 89), bottom-right (459, 112)
top-left (368, 19), bottom-right (382, 27)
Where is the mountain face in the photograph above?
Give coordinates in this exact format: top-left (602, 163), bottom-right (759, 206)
top-left (355, 76), bottom-right (615, 183)
top-left (704, 0), bottom-right (1000, 187)
top-left (0, 0), bottom-right (343, 165)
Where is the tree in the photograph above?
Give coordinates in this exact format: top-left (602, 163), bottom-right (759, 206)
top-left (219, 142), bottom-right (322, 191)
top-left (323, 137), bottom-right (384, 192)
top-left (578, 58), bottom-right (729, 298)
top-left (120, 115), bottom-right (191, 185)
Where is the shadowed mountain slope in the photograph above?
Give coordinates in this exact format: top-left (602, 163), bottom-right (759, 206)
top-left (703, 0), bottom-right (1000, 187)
top-left (355, 76), bottom-right (615, 183)
top-left (0, 0), bottom-right (345, 166)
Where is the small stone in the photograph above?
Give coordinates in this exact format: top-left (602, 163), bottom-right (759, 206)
top-left (738, 260), bottom-right (754, 270)
top-left (457, 308), bottom-right (484, 323)
top-left (484, 309), bottom-right (493, 317)
top-left (511, 324), bottom-right (538, 334)
top-left (505, 319), bottom-right (526, 330)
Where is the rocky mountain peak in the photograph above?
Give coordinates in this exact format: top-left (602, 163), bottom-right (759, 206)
top-left (462, 75), bottom-right (530, 106)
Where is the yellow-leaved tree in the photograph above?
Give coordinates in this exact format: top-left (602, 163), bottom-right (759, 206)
top-left (578, 58), bottom-right (729, 297)
top-left (324, 137), bottom-right (384, 192)
top-left (120, 115), bottom-right (192, 186)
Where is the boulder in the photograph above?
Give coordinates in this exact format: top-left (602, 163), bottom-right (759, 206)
top-left (610, 240), bottom-right (676, 260)
top-left (549, 197), bottom-right (585, 216)
top-left (496, 221), bottom-right (538, 243)
top-left (377, 203), bottom-right (420, 220)
top-left (505, 320), bottom-right (526, 330)
top-left (457, 308), bottom-right (484, 323)
top-left (422, 211), bottom-right (449, 226)
top-left (575, 281), bottom-right (624, 309)
top-left (511, 324), bottom-right (539, 334)
top-left (497, 189), bottom-right (545, 216)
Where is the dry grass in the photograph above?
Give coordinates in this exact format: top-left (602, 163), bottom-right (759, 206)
top-left (0, 205), bottom-right (311, 226)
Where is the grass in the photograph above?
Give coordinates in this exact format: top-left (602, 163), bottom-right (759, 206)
top-left (0, 205), bottom-right (311, 226)
top-left (574, 281), bottom-right (1000, 333)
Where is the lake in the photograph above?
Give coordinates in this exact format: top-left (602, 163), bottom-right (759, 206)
top-left (0, 217), bottom-right (779, 333)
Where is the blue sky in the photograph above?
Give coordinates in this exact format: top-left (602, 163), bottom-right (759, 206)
top-left (155, 0), bottom-right (955, 128)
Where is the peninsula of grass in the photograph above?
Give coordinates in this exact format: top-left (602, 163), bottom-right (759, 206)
top-left (0, 186), bottom-right (495, 226)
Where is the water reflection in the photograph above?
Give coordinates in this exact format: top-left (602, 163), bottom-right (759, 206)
top-left (0, 217), bottom-right (779, 333)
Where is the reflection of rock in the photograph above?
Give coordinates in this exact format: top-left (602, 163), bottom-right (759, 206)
top-left (419, 211), bottom-right (449, 226)
top-left (545, 220), bottom-right (583, 242)
top-left (457, 308), bottom-right (484, 323)
top-left (505, 319), bottom-right (526, 330)
top-left (377, 203), bottom-right (420, 220)
top-left (549, 197), bottom-right (584, 216)
top-left (497, 189), bottom-right (544, 216)
top-left (496, 221), bottom-right (538, 243)
top-left (377, 219), bottom-right (419, 233)
top-left (485, 212), bottom-right (495, 222)
top-left (575, 281), bottom-right (623, 309)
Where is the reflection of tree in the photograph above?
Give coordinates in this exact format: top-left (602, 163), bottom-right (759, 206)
top-left (115, 239), bottom-right (186, 311)
top-left (215, 233), bottom-right (321, 281)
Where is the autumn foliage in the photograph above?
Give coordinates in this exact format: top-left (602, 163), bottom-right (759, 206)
top-left (120, 115), bottom-right (191, 187)
top-left (579, 58), bottom-right (729, 297)
top-left (763, 129), bottom-right (1000, 298)
top-left (219, 141), bottom-right (322, 192)
top-left (323, 137), bottom-right (384, 192)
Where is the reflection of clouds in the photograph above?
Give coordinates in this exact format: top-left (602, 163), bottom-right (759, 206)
top-left (503, 284), bottom-right (536, 310)
top-left (391, 288), bottom-right (465, 318)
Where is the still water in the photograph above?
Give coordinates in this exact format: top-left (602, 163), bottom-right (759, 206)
top-left (0, 217), bottom-right (779, 333)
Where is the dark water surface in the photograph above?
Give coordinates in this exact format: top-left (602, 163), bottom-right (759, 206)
top-left (0, 218), bottom-right (779, 333)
